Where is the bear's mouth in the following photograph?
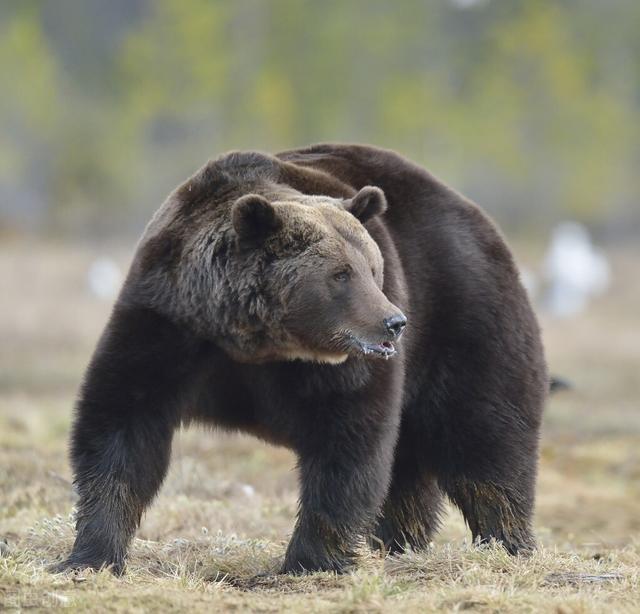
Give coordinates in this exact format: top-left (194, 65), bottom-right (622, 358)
top-left (347, 334), bottom-right (397, 360)
top-left (361, 340), bottom-right (396, 359)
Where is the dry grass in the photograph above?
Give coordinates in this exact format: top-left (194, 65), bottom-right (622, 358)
top-left (1, 240), bottom-right (639, 612)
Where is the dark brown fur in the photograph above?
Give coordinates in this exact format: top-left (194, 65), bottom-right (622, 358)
top-left (54, 144), bottom-right (547, 575)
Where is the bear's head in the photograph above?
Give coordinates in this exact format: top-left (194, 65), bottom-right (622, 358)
top-left (136, 182), bottom-right (406, 365)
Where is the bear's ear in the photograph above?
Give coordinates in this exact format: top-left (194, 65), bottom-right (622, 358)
top-left (232, 194), bottom-right (282, 242)
top-left (344, 186), bottom-right (387, 224)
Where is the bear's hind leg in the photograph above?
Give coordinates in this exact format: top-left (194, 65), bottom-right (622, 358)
top-left (443, 477), bottom-right (535, 555)
top-left (371, 465), bottom-right (443, 555)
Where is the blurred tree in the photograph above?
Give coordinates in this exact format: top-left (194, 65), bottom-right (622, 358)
top-left (0, 0), bottom-right (638, 238)
top-left (0, 6), bottom-right (61, 231)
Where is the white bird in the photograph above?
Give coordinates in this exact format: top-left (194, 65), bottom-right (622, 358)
top-left (542, 222), bottom-right (610, 317)
top-left (87, 257), bottom-right (122, 300)
top-left (518, 264), bottom-right (539, 301)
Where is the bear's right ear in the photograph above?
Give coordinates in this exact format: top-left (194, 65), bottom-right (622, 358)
top-left (232, 194), bottom-right (282, 243)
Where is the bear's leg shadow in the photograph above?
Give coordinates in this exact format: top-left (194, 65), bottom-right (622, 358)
top-left (282, 397), bottom-right (401, 574)
top-left (51, 307), bottom-right (201, 574)
top-left (370, 449), bottom-right (443, 554)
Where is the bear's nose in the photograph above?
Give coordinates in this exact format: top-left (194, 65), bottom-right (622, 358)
top-left (384, 313), bottom-right (407, 338)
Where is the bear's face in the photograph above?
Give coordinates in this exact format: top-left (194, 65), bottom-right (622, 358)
top-left (137, 185), bottom-right (406, 365)
top-left (226, 187), bottom-right (406, 364)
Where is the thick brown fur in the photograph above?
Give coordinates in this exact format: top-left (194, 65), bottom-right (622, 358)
top-left (54, 144), bottom-right (547, 576)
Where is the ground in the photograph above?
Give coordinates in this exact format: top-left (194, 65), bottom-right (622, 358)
top-left (1, 240), bottom-right (639, 613)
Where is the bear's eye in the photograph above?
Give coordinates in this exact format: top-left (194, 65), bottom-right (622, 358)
top-left (333, 268), bottom-right (351, 282)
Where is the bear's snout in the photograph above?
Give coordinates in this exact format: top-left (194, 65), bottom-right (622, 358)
top-left (383, 313), bottom-right (407, 339)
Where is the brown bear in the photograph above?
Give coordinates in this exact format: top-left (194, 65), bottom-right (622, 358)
top-left (54, 144), bottom-right (547, 575)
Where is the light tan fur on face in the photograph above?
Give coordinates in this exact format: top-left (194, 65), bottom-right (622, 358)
top-left (271, 197), bottom-right (384, 277)
top-left (281, 349), bottom-right (350, 364)
top-left (265, 197), bottom-right (385, 364)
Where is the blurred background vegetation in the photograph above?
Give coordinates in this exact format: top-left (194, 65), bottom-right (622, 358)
top-left (1, 3), bottom-right (639, 609)
top-left (1, 0), bottom-right (638, 240)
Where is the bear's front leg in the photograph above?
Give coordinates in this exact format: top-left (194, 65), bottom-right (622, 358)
top-left (283, 455), bottom-right (391, 574)
top-left (282, 388), bottom-right (402, 574)
top-left (52, 306), bottom-right (201, 575)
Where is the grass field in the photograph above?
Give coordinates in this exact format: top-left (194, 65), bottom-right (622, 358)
top-left (1, 240), bottom-right (639, 612)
